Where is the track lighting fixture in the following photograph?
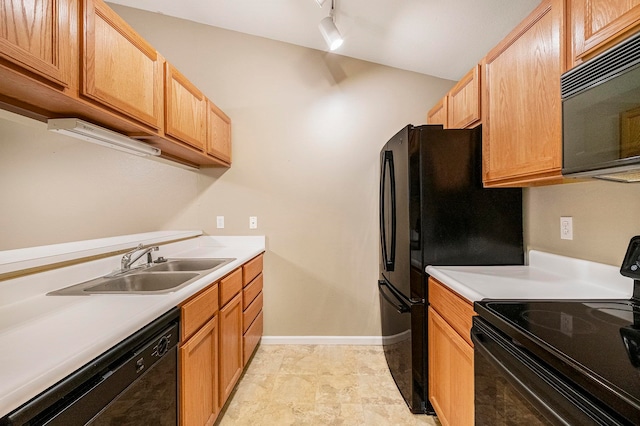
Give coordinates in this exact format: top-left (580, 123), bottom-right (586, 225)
top-left (318, 0), bottom-right (343, 51)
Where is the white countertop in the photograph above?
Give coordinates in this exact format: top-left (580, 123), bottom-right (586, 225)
top-left (0, 232), bottom-right (265, 418)
top-left (426, 250), bottom-right (633, 303)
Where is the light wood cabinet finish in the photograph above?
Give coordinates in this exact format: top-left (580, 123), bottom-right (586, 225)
top-left (570, 0), bottom-right (640, 66)
top-left (180, 315), bottom-right (219, 426)
top-left (447, 65), bottom-right (481, 129)
top-left (243, 291), bottom-right (263, 334)
top-left (219, 292), bottom-right (243, 406)
top-left (219, 267), bottom-right (242, 307)
top-left (0, 0), bottom-right (71, 87)
top-left (244, 310), bottom-right (263, 365)
top-left (482, 0), bottom-right (565, 187)
top-left (429, 278), bottom-right (474, 346)
top-left (164, 62), bottom-right (207, 150)
top-left (82, 0), bottom-right (162, 129)
top-left (243, 273), bottom-right (263, 309)
top-left (0, 0), bottom-right (233, 169)
top-left (428, 306), bottom-right (474, 426)
top-left (426, 95), bottom-right (447, 128)
top-left (207, 100), bottom-right (231, 164)
top-left (181, 282), bottom-right (218, 341)
top-left (243, 254), bottom-right (263, 285)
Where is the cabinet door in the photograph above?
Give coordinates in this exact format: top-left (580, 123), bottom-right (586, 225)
top-left (426, 95), bottom-right (448, 128)
top-left (207, 100), bottom-right (231, 164)
top-left (0, 0), bottom-right (71, 87)
top-left (428, 307), bottom-right (474, 426)
top-left (219, 292), bottom-right (243, 406)
top-left (165, 62), bottom-right (207, 150)
top-left (82, 0), bottom-right (162, 129)
top-left (180, 315), bottom-right (219, 426)
top-left (571, 0), bottom-right (640, 65)
top-left (447, 65), bottom-right (480, 129)
top-left (482, 0), bottom-right (564, 187)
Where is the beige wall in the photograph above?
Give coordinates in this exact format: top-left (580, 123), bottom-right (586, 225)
top-left (1, 5), bottom-right (454, 336)
top-left (0, 112), bottom-right (200, 249)
top-left (526, 180), bottom-right (640, 266)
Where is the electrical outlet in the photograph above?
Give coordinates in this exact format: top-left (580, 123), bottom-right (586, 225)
top-left (216, 216), bottom-right (224, 229)
top-left (249, 216), bottom-right (258, 229)
top-left (560, 216), bottom-right (573, 240)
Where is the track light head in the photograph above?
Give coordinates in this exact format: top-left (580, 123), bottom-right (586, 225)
top-left (319, 16), bottom-right (343, 51)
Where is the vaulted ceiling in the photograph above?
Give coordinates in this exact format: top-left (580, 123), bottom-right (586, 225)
top-left (108, 0), bottom-right (540, 81)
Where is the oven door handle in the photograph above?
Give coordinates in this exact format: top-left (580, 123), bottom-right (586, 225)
top-left (472, 320), bottom-right (625, 426)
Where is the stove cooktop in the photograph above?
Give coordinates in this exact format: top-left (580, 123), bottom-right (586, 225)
top-left (475, 299), bottom-right (640, 422)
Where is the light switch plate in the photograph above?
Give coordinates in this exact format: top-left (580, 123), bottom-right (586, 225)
top-left (249, 216), bottom-right (257, 229)
top-left (216, 216), bottom-right (224, 229)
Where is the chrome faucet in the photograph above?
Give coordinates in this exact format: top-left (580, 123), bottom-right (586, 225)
top-left (121, 244), bottom-right (159, 271)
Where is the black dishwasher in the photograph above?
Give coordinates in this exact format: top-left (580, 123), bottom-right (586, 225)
top-left (1, 308), bottom-right (180, 426)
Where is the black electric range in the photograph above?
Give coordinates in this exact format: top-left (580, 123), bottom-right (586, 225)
top-left (475, 299), bottom-right (640, 424)
top-left (471, 238), bottom-right (640, 425)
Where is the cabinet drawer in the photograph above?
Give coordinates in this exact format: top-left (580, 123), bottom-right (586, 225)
top-left (429, 277), bottom-right (474, 346)
top-left (243, 310), bottom-right (263, 365)
top-left (219, 268), bottom-right (242, 307)
top-left (243, 254), bottom-right (263, 286)
top-left (181, 282), bottom-right (218, 341)
top-left (243, 273), bottom-right (263, 309)
top-left (243, 292), bottom-right (263, 334)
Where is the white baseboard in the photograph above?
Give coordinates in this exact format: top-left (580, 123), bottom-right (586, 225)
top-left (260, 336), bottom-right (383, 345)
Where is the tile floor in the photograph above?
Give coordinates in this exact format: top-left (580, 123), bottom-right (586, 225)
top-left (218, 344), bottom-right (441, 425)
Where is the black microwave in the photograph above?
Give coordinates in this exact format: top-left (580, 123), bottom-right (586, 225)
top-left (561, 31), bottom-right (640, 182)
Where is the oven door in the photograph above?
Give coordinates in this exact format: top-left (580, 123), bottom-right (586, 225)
top-left (472, 318), bottom-right (624, 426)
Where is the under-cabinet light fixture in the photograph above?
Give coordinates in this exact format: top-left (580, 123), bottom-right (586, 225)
top-left (318, 0), bottom-right (343, 51)
top-left (47, 118), bottom-right (161, 157)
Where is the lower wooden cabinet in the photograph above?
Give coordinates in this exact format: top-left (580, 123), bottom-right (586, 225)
top-left (180, 253), bottom-right (264, 425)
top-left (428, 277), bottom-right (474, 426)
top-left (219, 291), bottom-right (244, 405)
top-left (180, 315), bottom-right (219, 426)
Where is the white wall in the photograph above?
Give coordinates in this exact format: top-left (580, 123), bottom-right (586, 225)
top-left (1, 5), bottom-right (454, 337)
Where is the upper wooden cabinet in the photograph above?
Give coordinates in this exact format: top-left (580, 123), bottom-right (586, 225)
top-left (82, 0), bottom-right (163, 130)
top-left (447, 65), bottom-right (480, 129)
top-left (426, 95), bottom-right (448, 128)
top-left (0, 0), bottom-right (72, 88)
top-left (207, 100), bottom-right (231, 164)
top-left (426, 65), bottom-right (480, 129)
top-left (569, 0), bottom-right (640, 66)
top-left (482, 0), bottom-right (565, 187)
top-left (0, 0), bottom-right (233, 168)
top-left (165, 62), bottom-right (207, 150)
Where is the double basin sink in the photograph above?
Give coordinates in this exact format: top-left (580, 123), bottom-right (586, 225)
top-left (49, 258), bottom-right (235, 295)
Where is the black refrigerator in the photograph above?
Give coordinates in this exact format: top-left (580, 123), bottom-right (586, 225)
top-left (378, 124), bottom-right (523, 414)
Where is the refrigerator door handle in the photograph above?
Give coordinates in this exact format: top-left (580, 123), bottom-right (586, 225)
top-left (380, 150), bottom-right (396, 271)
top-left (378, 280), bottom-right (409, 314)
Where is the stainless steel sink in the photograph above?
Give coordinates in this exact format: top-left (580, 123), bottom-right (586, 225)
top-left (85, 272), bottom-right (199, 293)
top-left (146, 258), bottom-right (232, 272)
top-left (48, 257), bottom-right (236, 295)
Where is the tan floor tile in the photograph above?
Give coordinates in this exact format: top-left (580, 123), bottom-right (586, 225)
top-left (229, 373), bottom-right (276, 403)
top-left (221, 345), bottom-right (442, 426)
top-left (271, 374), bottom-right (318, 404)
top-left (316, 346), bottom-right (359, 376)
top-left (280, 352), bottom-right (321, 375)
top-left (357, 374), bottom-right (404, 405)
top-left (316, 374), bottom-right (361, 404)
top-left (363, 403), bottom-right (422, 425)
